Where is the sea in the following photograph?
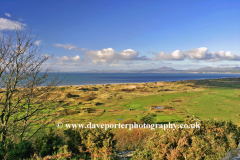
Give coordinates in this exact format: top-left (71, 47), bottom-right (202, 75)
top-left (50, 73), bottom-right (240, 86)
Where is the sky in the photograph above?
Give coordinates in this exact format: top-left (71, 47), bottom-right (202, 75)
top-left (0, 0), bottom-right (240, 71)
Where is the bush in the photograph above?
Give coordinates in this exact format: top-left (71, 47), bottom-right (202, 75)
top-left (34, 128), bottom-right (63, 157)
top-left (0, 139), bottom-right (34, 160)
top-left (140, 114), bottom-right (157, 124)
top-left (163, 105), bottom-right (173, 109)
top-left (63, 128), bottom-right (86, 156)
top-left (114, 128), bottom-right (156, 151)
top-left (64, 128), bottom-right (117, 159)
top-left (133, 117), bottom-right (240, 160)
top-left (66, 92), bottom-right (73, 98)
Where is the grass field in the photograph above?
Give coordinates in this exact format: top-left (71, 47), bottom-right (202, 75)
top-left (50, 77), bottom-right (240, 127)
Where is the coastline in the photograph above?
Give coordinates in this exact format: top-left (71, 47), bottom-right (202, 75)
top-left (57, 75), bottom-right (240, 87)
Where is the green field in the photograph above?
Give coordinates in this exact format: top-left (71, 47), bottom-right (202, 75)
top-left (52, 78), bottom-right (240, 127)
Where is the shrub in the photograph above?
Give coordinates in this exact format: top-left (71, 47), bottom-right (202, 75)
top-left (41, 145), bottom-right (73, 160)
top-left (114, 129), bottom-right (129, 151)
top-left (66, 92), bottom-right (73, 98)
top-left (63, 129), bottom-right (85, 156)
top-left (0, 139), bottom-right (34, 160)
top-left (64, 128), bottom-right (117, 159)
top-left (140, 114), bottom-right (157, 124)
top-left (133, 117), bottom-right (240, 160)
top-left (114, 128), bottom-right (156, 151)
top-left (34, 128), bottom-right (63, 157)
top-left (163, 105), bottom-right (173, 109)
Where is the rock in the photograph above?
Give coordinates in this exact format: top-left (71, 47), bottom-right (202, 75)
top-left (221, 148), bottom-right (240, 160)
top-left (230, 154), bottom-right (240, 160)
top-left (117, 150), bottom-right (134, 160)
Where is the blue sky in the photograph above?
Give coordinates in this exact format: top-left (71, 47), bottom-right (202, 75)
top-left (1, 0), bottom-right (240, 71)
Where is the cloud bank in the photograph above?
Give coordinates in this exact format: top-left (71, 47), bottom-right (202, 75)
top-left (84, 48), bottom-right (149, 63)
top-left (56, 55), bottom-right (80, 62)
top-left (152, 50), bottom-right (188, 61)
top-left (152, 47), bottom-right (240, 61)
top-left (54, 43), bottom-right (239, 65)
top-left (0, 18), bottom-right (26, 30)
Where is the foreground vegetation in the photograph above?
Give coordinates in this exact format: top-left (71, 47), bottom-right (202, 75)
top-left (1, 77), bottom-right (240, 159)
top-left (0, 117), bottom-right (239, 159)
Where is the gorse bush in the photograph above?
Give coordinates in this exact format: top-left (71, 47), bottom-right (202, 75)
top-left (64, 128), bottom-right (117, 159)
top-left (114, 128), bottom-right (156, 151)
top-left (34, 128), bottom-right (63, 157)
top-left (0, 118), bottom-right (239, 159)
top-left (63, 128), bottom-right (86, 157)
top-left (0, 139), bottom-right (34, 160)
top-left (133, 117), bottom-right (240, 160)
top-left (34, 145), bottom-right (75, 160)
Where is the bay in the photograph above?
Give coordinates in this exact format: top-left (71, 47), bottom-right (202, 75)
top-left (51, 73), bottom-right (240, 86)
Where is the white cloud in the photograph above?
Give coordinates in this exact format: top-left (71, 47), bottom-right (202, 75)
top-left (119, 49), bottom-right (138, 59)
top-left (34, 40), bottom-right (42, 46)
top-left (208, 51), bottom-right (237, 61)
top-left (188, 47), bottom-right (208, 60)
top-left (152, 47), bottom-right (240, 61)
top-left (84, 48), bottom-right (148, 63)
top-left (119, 49), bottom-right (145, 60)
top-left (54, 43), bottom-right (87, 51)
top-left (54, 45), bottom-right (148, 63)
top-left (152, 50), bottom-right (187, 60)
top-left (0, 18), bottom-right (26, 30)
top-left (71, 55), bottom-right (81, 61)
top-left (56, 55), bottom-right (80, 62)
top-left (5, 13), bottom-right (11, 17)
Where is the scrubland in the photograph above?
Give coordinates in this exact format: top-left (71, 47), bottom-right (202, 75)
top-left (49, 77), bottom-right (240, 126)
top-left (1, 77), bottom-right (240, 159)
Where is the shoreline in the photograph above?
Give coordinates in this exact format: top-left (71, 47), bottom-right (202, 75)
top-left (57, 76), bottom-right (240, 87)
top-left (50, 71), bottom-right (240, 74)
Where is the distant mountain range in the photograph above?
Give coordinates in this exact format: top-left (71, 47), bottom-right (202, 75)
top-left (85, 67), bottom-right (240, 73)
top-left (190, 67), bottom-right (240, 72)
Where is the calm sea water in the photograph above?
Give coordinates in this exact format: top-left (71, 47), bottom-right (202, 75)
top-left (50, 73), bottom-right (240, 86)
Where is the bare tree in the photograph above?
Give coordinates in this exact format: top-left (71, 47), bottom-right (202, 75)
top-left (0, 28), bottom-right (60, 142)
